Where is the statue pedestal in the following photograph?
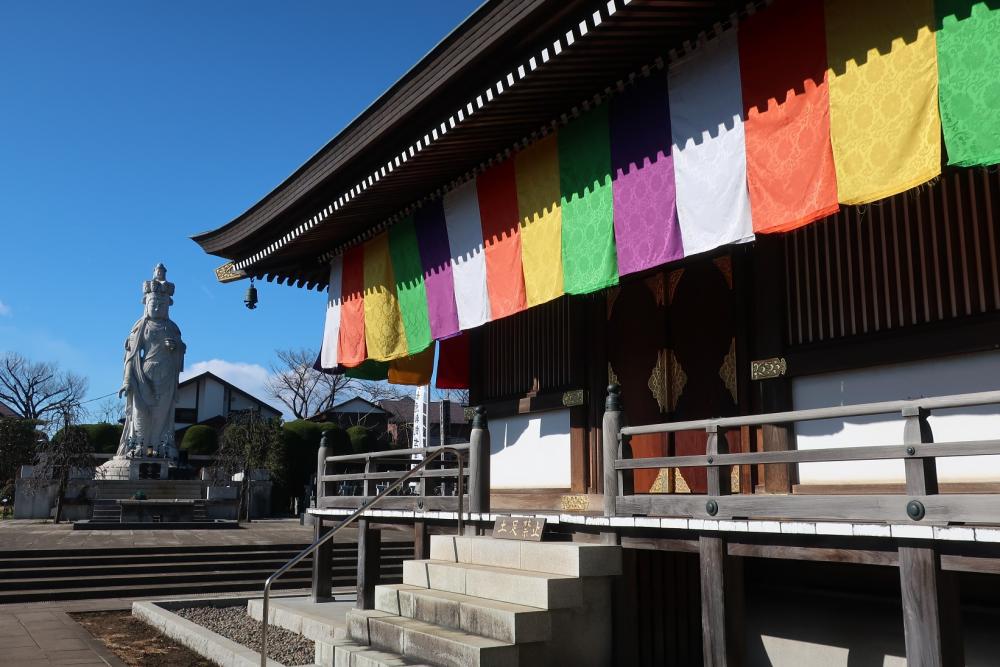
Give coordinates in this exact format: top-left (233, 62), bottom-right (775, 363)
top-left (97, 457), bottom-right (171, 481)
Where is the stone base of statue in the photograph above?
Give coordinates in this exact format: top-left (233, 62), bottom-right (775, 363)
top-left (96, 456), bottom-right (171, 481)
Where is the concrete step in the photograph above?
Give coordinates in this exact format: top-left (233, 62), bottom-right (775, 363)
top-left (429, 535), bottom-right (622, 578)
top-left (348, 609), bottom-right (519, 667)
top-left (375, 584), bottom-right (551, 644)
top-left (402, 559), bottom-right (581, 610)
top-left (328, 639), bottom-right (435, 667)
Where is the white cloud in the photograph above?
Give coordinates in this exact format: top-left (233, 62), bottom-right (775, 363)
top-left (182, 359), bottom-right (274, 409)
top-left (0, 300), bottom-right (11, 317)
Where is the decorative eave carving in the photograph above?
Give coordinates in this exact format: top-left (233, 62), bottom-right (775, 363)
top-left (215, 262), bottom-right (247, 284)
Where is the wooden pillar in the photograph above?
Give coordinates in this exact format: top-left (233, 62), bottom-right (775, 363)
top-left (469, 407), bottom-right (490, 513)
top-left (898, 406), bottom-right (963, 666)
top-left (356, 519), bottom-right (381, 610)
top-left (699, 535), bottom-right (744, 667)
top-left (899, 547), bottom-right (963, 666)
top-left (750, 236), bottom-right (793, 493)
top-left (413, 521), bottom-right (428, 561)
top-left (310, 517), bottom-right (332, 602)
top-left (602, 385), bottom-right (623, 517)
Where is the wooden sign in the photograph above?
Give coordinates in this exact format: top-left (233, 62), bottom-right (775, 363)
top-left (492, 516), bottom-right (546, 541)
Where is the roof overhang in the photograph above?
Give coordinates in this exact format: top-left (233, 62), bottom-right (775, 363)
top-left (193, 0), bottom-right (747, 289)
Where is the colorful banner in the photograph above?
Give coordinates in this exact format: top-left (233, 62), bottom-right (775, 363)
top-left (388, 215), bottom-right (432, 354)
top-left (388, 346), bottom-right (436, 386)
top-left (362, 234), bottom-right (409, 361)
top-left (824, 0), bottom-right (941, 204)
top-left (320, 254), bottom-right (343, 369)
top-left (443, 179), bottom-right (492, 330)
top-left (337, 245), bottom-right (367, 367)
top-left (315, 2), bottom-right (1000, 376)
top-left (415, 199), bottom-right (461, 340)
top-left (936, 0), bottom-right (1000, 167)
top-left (559, 104), bottom-right (619, 294)
top-left (739, 0), bottom-right (839, 233)
top-left (345, 359), bottom-right (389, 381)
top-left (477, 160), bottom-right (527, 319)
top-left (516, 133), bottom-right (565, 307)
top-left (668, 29), bottom-right (754, 256)
top-left (435, 333), bottom-right (470, 390)
top-left (609, 74), bottom-right (683, 275)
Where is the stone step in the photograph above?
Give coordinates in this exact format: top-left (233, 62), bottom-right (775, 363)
top-left (348, 610), bottom-right (519, 667)
top-left (429, 535), bottom-right (622, 578)
top-left (375, 584), bottom-right (551, 644)
top-left (402, 559), bottom-right (582, 610)
top-left (328, 639), bottom-right (435, 667)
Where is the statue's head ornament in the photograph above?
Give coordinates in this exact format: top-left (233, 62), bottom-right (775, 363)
top-left (143, 263), bottom-right (175, 304)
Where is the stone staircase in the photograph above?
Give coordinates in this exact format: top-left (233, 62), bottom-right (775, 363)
top-left (327, 535), bottom-right (621, 667)
top-left (91, 498), bottom-right (123, 523)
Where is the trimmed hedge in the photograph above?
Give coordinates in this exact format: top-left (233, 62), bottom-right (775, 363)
top-left (180, 424), bottom-right (218, 455)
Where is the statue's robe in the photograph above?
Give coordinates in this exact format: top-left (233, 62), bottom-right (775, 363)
top-left (117, 316), bottom-right (186, 457)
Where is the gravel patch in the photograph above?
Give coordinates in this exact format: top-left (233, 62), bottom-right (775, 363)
top-left (173, 604), bottom-right (315, 666)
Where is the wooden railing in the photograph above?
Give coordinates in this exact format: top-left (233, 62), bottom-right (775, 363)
top-left (602, 384), bottom-right (1000, 525)
top-left (315, 406), bottom-right (491, 514)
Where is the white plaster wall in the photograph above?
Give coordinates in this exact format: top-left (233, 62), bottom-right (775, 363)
top-left (793, 351), bottom-right (1000, 485)
top-left (229, 392), bottom-right (259, 412)
top-left (176, 383), bottom-right (197, 410)
top-left (488, 409), bottom-right (572, 489)
top-left (199, 379), bottom-right (225, 421)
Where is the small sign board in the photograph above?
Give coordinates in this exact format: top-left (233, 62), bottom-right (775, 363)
top-left (492, 516), bottom-right (546, 541)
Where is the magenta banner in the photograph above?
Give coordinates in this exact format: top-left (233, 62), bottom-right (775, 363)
top-left (610, 74), bottom-right (683, 275)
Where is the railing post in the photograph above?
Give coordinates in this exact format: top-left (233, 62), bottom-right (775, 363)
top-left (898, 405), bottom-right (963, 666)
top-left (362, 455), bottom-right (373, 497)
top-left (902, 406), bottom-right (937, 496)
top-left (705, 424), bottom-right (731, 499)
top-left (316, 431), bottom-right (329, 503)
top-left (603, 384), bottom-right (623, 517)
top-left (311, 432), bottom-right (333, 601)
top-left (469, 406), bottom-right (490, 513)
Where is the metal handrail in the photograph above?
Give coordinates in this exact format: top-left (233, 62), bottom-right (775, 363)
top-left (258, 446), bottom-right (466, 667)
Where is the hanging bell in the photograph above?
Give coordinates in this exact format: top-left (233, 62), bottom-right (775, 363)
top-left (244, 279), bottom-right (258, 310)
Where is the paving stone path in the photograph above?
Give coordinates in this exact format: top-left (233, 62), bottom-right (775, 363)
top-left (0, 604), bottom-right (125, 666)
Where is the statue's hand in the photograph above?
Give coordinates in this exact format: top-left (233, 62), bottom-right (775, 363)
top-left (118, 385), bottom-right (128, 398)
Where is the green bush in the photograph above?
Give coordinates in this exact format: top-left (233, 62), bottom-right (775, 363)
top-left (346, 425), bottom-right (373, 454)
top-left (81, 423), bottom-right (123, 454)
top-left (180, 425), bottom-right (218, 455)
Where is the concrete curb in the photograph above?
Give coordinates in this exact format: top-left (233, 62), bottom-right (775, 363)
top-left (132, 597), bottom-right (321, 667)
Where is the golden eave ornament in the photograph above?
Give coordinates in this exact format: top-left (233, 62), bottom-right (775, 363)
top-left (214, 262), bottom-right (247, 284)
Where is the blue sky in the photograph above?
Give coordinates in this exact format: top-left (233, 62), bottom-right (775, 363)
top-left (0, 1), bottom-right (481, 413)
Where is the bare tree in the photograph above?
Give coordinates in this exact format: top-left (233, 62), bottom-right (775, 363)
top-left (0, 416), bottom-right (42, 487)
top-left (0, 353), bottom-right (88, 426)
top-left (266, 348), bottom-right (351, 419)
top-left (88, 396), bottom-right (125, 424)
top-left (26, 411), bottom-right (97, 523)
top-left (439, 388), bottom-right (470, 405)
top-left (214, 411), bottom-right (285, 522)
top-left (351, 380), bottom-right (414, 404)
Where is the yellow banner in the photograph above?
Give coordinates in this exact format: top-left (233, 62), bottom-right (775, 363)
top-left (825, 0), bottom-right (941, 204)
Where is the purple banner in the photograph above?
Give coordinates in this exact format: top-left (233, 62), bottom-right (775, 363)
top-left (610, 74), bottom-right (684, 275)
top-left (414, 199), bottom-right (460, 339)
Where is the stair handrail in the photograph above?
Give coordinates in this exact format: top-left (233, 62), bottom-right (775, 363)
top-left (259, 445), bottom-right (466, 667)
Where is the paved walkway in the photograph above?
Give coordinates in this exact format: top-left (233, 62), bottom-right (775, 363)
top-left (0, 518), bottom-right (414, 552)
top-left (0, 518), bottom-right (316, 551)
top-left (0, 602), bottom-right (127, 666)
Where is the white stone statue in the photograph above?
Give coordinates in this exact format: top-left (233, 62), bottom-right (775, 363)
top-left (115, 263), bottom-right (186, 460)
